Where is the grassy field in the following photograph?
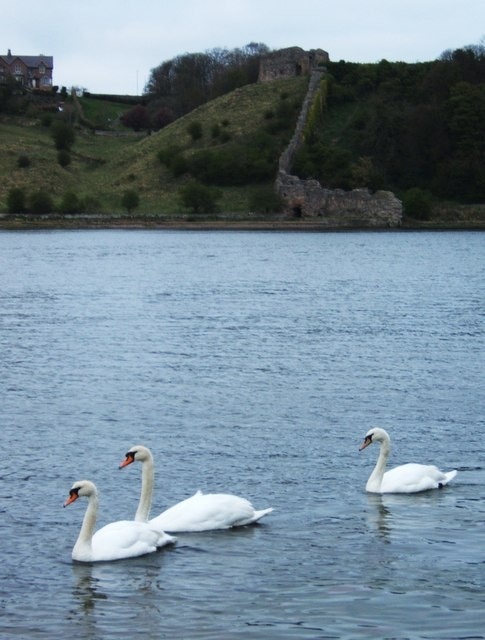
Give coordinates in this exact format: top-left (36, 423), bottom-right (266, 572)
top-left (0, 77), bottom-right (308, 216)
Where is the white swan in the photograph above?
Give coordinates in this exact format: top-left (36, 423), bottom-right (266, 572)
top-left (359, 427), bottom-right (457, 494)
top-left (119, 445), bottom-right (273, 532)
top-left (63, 479), bottom-right (176, 562)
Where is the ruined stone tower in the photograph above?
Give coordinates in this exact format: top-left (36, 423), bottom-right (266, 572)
top-left (258, 46), bottom-right (329, 82)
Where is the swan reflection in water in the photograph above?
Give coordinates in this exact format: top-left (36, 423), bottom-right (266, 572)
top-left (71, 560), bottom-right (166, 637)
top-left (364, 489), bottom-right (458, 545)
top-left (365, 494), bottom-right (392, 542)
top-left (71, 563), bottom-right (108, 613)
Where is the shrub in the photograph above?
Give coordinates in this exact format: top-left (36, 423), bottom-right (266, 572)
top-left (402, 187), bottom-right (433, 220)
top-left (17, 154), bottom-right (31, 168)
top-left (120, 104), bottom-right (151, 131)
top-left (170, 155), bottom-right (189, 177)
top-left (121, 189), bottom-right (140, 213)
top-left (158, 145), bottom-right (189, 178)
top-left (187, 142), bottom-right (276, 186)
top-left (179, 181), bottom-right (221, 213)
top-left (7, 188), bottom-right (26, 213)
top-left (79, 195), bottom-right (102, 213)
top-left (59, 191), bottom-right (80, 214)
top-left (51, 120), bottom-right (75, 150)
top-left (57, 149), bottom-right (71, 167)
top-left (187, 121), bottom-right (203, 141)
top-left (219, 130), bottom-right (231, 143)
top-left (30, 190), bottom-right (54, 214)
top-left (152, 107), bottom-right (174, 130)
top-left (40, 113), bottom-right (53, 127)
top-left (350, 156), bottom-right (384, 191)
top-left (248, 186), bottom-right (284, 213)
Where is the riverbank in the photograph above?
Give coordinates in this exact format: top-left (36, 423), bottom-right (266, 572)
top-left (1, 211), bottom-right (484, 232)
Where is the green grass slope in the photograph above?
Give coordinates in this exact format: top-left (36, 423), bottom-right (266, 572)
top-left (0, 77), bottom-right (308, 217)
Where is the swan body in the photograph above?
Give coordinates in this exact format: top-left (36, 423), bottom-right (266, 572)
top-left (359, 428), bottom-right (457, 494)
top-left (64, 480), bottom-right (176, 562)
top-left (150, 489), bottom-right (272, 532)
top-left (119, 445), bottom-right (273, 532)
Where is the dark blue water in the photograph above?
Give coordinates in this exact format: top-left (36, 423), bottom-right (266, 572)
top-left (0, 230), bottom-right (483, 639)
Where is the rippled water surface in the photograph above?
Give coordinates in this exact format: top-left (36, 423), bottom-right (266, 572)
top-left (0, 230), bottom-right (484, 639)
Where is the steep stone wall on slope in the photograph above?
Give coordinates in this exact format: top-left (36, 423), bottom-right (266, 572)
top-left (270, 59), bottom-right (403, 228)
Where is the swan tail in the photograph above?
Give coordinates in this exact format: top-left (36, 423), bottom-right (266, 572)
top-left (441, 469), bottom-right (457, 485)
top-left (156, 532), bottom-right (177, 548)
top-left (242, 507), bottom-right (273, 526)
top-left (230, 507), bottom-right (273, 527)
top-left (249, 507), bottom-right (274, 524)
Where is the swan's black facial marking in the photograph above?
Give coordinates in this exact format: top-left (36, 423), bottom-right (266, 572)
top-left (359, 432), bottom-right (374, 451)
top-left (119, 450), bottom-right (137, 469)
top-left (63, 485), bottom-right (81, 507)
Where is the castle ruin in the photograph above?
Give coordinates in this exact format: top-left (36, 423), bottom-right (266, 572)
top-left (258, 47), bottom-right (329, 82)
top-left (260, 47), bottom-right (402, 228)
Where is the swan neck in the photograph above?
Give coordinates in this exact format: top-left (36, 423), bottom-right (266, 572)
top-left (74, 492), bottom-right (98, 555)
top-left (367, 437), bottom-right (391, 492)
top-left (135, 456), bottom-right (154, 522)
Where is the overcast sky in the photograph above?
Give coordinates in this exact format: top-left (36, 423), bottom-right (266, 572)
top-left (2, 0), bottom-right (483, 95)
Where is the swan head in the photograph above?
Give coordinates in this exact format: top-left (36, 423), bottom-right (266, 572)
top-left (63, 480), bottom-right (97, 507)
top-left (359, 427), bottom-right (390, 451)
top-left (119, 445), bottom-right (153, 469)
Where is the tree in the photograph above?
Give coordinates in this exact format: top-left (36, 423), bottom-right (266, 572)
top-left (179, 181), bottom-right (221, 213)
top-left (144, 43), bottom-right (269, 117)
top-left (120, 104), bottom-right (151, 131)
top-left (0, 74), bottom-right (19, 113)
top-left (121, 189), bottom-right (140, 213)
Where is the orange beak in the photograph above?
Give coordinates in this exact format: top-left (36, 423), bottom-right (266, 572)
top-left (119, 457), bottom-right (134, 469)
top-left (359, 437), bottom-right (371, 451)
top-left (63, 493), bottom-right (79, 507)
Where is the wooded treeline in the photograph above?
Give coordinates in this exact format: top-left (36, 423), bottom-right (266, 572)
top-left (144, 42), bottom-right (269, 118)
top-left (294, 44), bottom-right (485, 203)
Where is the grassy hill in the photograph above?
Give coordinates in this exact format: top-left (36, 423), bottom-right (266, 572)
top-left (1, 61), bottom-right (484, 229)
top-left (0, 77), bottom-right (308, 219)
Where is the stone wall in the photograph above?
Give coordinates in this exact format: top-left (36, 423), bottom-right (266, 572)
top-left (273, 65), bottom-right (403, 228)
top-left (275, 173), bottom-right (403, 227)
top-left (279, 70), bottom-right (325, 174)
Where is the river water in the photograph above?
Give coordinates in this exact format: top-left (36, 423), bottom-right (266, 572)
top-left (0, 229), bottom-right (483, 639)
